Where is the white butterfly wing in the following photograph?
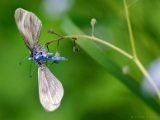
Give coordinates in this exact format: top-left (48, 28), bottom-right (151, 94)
top-left (38, 65), bottom-right (64, 112)
top-left (14, 8), bottom-right (42, 50)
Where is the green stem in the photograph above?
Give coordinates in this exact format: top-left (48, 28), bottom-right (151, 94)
top-left (46, 35), bottom-right (133, 59)
top-left (92, 25), bottom-right (95, 37)
top-left (135, 59), bottom-right (160, 99)
top-left (123, 0), bottom-right (160, 99)
top-left (75, 35), bottom-right (133, 59)
top-left (123, 0), bottom-right (137, 59)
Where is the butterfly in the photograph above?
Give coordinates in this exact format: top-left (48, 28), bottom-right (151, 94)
top-left (15, 8), bottom-right (66, 112)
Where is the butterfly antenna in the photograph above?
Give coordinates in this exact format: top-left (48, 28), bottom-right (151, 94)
top-left (20, 56), bottom-right (29, 65)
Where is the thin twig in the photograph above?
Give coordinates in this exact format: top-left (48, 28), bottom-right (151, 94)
top-left (43, 37), bottom-right (65, 48)
top-left (123, 0), bottom-right (160, 99)
top-left (76, 35), bottom-right (133, 59)
top-left (123, 0), bottom-right (137, 59)
top-left (92, 25), bottom-right (95, 37)
top-left (46, 35), bottom-right (133, 59)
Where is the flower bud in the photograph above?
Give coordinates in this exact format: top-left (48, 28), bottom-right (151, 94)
top-left (47, 28), bottom-right (54, 34)
top-left (73, 46), bottom-right (79, 53)
top-left (122, 66), bottom-right (130, 75)
top-left (91, 18), bottom-right (97, 26)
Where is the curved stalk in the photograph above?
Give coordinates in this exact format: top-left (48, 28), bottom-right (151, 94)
top-left (123, 0), bottom-right (160, 99)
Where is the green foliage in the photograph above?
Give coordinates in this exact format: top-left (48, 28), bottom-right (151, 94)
top-left (0, 0), bottom-right (160, 120)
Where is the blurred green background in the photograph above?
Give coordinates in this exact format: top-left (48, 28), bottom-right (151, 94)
top-left (0, 0), bottom-right (160, 120)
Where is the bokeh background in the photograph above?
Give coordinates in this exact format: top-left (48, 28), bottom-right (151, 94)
top-left (0, 0), bottom-right (160, 120)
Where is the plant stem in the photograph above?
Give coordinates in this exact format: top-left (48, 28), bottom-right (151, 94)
top-left (92, 25), bottom-right (95, 37)
top-left (123, 0), bottom-right (137, 59)
top-left (46, 35), bottom-right (133, 59)
top-left (75, 35), bottom-right (133, 59)
top-left (123, 0), bottom-right (160, 99)
top-left (135, 59), bottom-right (160, 99)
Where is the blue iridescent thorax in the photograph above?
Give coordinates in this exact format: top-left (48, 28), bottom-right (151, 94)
top-left (30, 44), bottom-right (67, 66)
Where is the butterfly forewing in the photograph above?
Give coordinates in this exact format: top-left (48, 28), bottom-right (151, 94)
top-left (15, 8), bottom-right (42, 50)
top-left (38, 65), bottom-right (64, 112)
